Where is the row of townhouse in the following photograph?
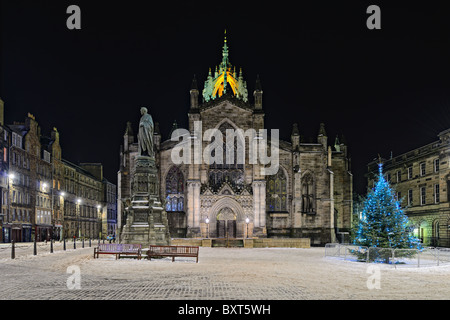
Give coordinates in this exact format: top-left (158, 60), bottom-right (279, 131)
top-left (0, 98), bottom-right (117, 242)
top-left (367, 128), bottom-right (450, 247)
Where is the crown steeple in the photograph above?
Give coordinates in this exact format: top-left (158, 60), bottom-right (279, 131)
top-left (202, 31), bottom-right (249, 103)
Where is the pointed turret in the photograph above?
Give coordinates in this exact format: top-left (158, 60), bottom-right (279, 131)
top-left (190, 74), bottom-right (199, 109)
top-left (254, 74), bottom-right (263, 109)
top-left (124, 121), bottom-right (134, 151)
top-left (168, 120), bottom-right (178, 139)
top-left (334, 135), bottom-right (341, 152)
top-left (317, 122), bottom-right (327, 150)
top-left (340, 133), bottom-right (348, 157)
top-left (221, 29), bottom-right (229, 69)
top-left (291, 123), bottom-right (300, 150)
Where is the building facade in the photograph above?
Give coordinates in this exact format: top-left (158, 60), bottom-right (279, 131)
top-left (367, 128), bottom-right (450, 247)
top-left (118, 37), bottom-right (353, 245)
top-left (0, 102), bottom-right (117, 243)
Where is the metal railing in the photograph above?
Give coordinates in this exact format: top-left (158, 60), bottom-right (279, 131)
top-left (325, 243), bottom-right (450, 268)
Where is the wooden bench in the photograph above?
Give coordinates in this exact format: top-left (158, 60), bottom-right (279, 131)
top-left (93, 243), bottom-right (142, 260)
top-left (147, 245), bottom-right (199, 263)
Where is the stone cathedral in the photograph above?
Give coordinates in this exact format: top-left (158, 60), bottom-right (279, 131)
top-left (118, 35), bottom-right (353, 245)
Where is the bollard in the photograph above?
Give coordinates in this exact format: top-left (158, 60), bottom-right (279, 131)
top-left (50, 239), bottom-right (54, 253)
top-left (34, 238), bottom-right (37, 256)
top-left (11, 240), bottom-right (15, 259)
top-left (89, 238), bottom-right (91, 247)
top-left (63, 238), bottom-right (66, 251)
top-left (74, 239), bottom-right (76, 250)
top-left (82, 238), bottom-right (84, 248)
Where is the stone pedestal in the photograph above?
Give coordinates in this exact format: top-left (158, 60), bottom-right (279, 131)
top-left (121, 156), bottom-right (171, 246)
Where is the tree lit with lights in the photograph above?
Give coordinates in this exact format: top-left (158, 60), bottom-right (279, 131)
top-left (353, 163), bottom-right (421, 252)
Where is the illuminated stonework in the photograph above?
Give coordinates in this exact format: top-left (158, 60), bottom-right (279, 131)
top-left (202, 32), bottom-right (248, 102)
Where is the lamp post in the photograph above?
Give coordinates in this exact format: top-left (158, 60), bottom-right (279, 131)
top-left (60, 192), bottom-right (65, 241)
top-left (76, 198), bottom-right (81, 239)
top-left (97, 204), bottom-right (102, 240)
top-left (42, 182), bottom-right (49, 241)
top-left (245, 217), bottom-right (250, 239)
top-left (7, 173), bottom-right (15, 243)
top-left (205, 217), bottom-right (210, 239)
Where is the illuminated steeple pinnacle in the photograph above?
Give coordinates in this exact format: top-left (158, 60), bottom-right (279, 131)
top-left (202, 31), bottom-right (248, 103)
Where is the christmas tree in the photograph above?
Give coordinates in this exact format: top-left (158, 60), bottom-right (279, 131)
top-left (352, 162), bottom-right (421, 262)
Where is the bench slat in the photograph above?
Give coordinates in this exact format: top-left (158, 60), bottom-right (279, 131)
top-left (94, 243), bottom-right (142, 260)
top-left (147, 245), bottom-right (199, 263)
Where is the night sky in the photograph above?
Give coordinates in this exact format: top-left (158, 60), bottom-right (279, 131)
top-left (2, 1), bottom-right (450, 195)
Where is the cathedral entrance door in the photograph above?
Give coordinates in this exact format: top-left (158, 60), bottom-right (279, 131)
top-left (216, 207), bottom-right (237, 238)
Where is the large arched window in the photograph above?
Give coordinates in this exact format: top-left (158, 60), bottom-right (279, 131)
top-left (302, 173), bottom-right (315, 213)
top-left (165, 166), bottom-right (184, 212)
top-left (208, 122), bottom-right (244, 191)
top-left (266, 168), bottom-right (287, 212)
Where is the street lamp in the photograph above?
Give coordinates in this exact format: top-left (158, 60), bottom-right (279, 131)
top-left (6, 173), bottom-right (16, 242)
top-left (97, 205), bottom-right (102, 240)
top-left (245, 217), bottom-right (250, 239)
top-left (205, 217), bottom-right (210, 239)
top-left (76, 198), bottom-right (81, 238)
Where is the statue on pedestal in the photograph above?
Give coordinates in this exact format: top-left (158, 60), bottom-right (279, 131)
top-left (120, 107), bottom-right (170, 246)
top-left (138, 107), bottom-right (154, 157)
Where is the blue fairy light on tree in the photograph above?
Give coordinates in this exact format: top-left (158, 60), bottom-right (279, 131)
top-left (353, 161), bottom-right (421, 254)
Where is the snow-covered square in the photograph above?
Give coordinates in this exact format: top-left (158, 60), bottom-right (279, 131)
top-left (1, 242), bottom-right (449, 300)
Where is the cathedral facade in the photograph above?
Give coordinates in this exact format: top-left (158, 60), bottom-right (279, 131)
top-left (118, 36), bottom-right (353, 245)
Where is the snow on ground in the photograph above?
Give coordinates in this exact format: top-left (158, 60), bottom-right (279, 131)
top-left (0, 242), bottom-right (450, 300)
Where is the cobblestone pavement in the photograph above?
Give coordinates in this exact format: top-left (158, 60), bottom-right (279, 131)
top-left (1, 243), bottom-right (450, 300)
top-left (0, 245), bottom-right (315, 300)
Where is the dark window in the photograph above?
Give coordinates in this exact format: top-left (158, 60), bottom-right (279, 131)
top-left (266, 169), bottom-right (288, 212)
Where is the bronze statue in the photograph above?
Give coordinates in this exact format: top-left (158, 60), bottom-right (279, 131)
top-left (138, 107), bottom-right (154, 157)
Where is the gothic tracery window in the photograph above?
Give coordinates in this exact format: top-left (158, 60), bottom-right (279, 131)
top-left (302, 173), bottom-right (315, 213)
top-left (266, 168), bottom-right (287, 212)
top-left (208, 122), bottom-right (244, 191)
top-left (165, 166), bottom-right (184, 212)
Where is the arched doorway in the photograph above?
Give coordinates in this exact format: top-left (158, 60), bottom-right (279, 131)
top-left (216, 207), bottom-right (236, 238)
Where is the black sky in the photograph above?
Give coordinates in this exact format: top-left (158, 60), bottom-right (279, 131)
top-left (2, 1), bottom-right (450, 195)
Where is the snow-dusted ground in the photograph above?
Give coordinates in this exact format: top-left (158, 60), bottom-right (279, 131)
top-left (1, 242), bottom-right (450, 300)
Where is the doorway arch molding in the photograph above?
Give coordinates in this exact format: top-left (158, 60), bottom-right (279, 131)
top-left (209, 196), bottom-right (246, 223)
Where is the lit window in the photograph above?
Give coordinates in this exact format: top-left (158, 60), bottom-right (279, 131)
top-left (165, 166), bottom-right (184, 212)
